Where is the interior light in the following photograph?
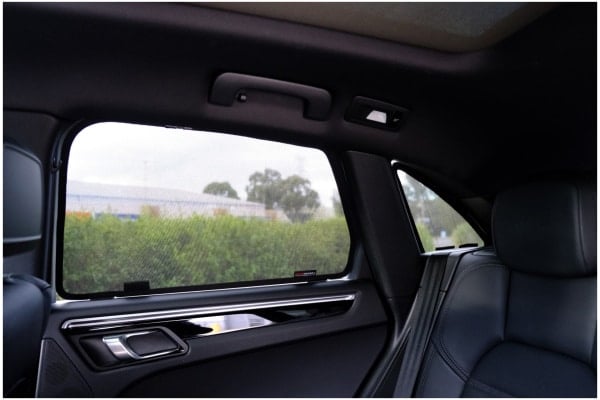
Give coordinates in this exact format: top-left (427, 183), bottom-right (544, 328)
top-left (366, 110), bottom-right (387, 124)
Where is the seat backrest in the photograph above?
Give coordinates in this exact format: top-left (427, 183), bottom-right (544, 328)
top-left (3, 273), bottom-right (52, 397)
top-left (416, 178), bottom-right (596, 397)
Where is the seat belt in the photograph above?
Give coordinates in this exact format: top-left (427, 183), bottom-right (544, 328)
top-left (392, 254), bottom-right (447, 397)
top-left (392, 250), bottom-right (468, 397)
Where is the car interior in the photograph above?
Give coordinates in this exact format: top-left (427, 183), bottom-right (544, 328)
top-left (3, 2), bottom-right (597, 398)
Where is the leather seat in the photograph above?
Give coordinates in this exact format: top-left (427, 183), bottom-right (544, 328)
top-left (416, 179), bottom-right (596, 397)
top-left (3, 273), bottom-right (52, 397)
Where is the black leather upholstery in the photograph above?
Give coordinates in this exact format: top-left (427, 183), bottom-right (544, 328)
top-left (416, 179), bottom-right (596, 397)
top-left (493, 179), bottom-right (596, 277)
top-left (3, 273), bottom-right (51, 397)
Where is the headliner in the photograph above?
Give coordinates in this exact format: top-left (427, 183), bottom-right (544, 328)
top-left (3, 3), bottom-right (596, 200)
top-left (203, 2), bottom-right (554, 52)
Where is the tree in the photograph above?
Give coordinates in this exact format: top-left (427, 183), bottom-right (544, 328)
top-left (203, 181), bottom-right (239, 199)
top-left (416, 222), bottom-right (435, 252)
top-left (401, 174), bottom-right (432, 224)
top-left (425, 197), bottom-right (461, 236)
top-left (279, 175), bottom-right (320, 222)
top-left (246, 169), bottom-right (283, 209)
top-left (246, 169), bottom-right (321, 222)
top-left (332, 192), bottom-right (344, 217)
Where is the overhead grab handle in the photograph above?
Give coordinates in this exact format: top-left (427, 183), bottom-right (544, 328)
top-left (209, 72), bottom-right (331, 121)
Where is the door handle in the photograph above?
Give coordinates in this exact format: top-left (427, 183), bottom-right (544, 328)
top-left (102, 330), bottom-right (181, 361)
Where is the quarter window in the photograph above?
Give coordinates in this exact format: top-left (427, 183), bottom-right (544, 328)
top-left (397, 170), bottom-right (483, 251)
top-left (62, 122), bottom-right (350, 297)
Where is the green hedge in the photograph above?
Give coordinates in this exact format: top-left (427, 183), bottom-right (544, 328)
top-left (63, 214), bottom-right (350, 295)
top-left (415, 222), bottom-right (435, 252)
top-left (451, 222), bottom-right (482, 247)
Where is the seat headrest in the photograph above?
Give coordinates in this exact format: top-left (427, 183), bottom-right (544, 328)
top-left (492, 179), bottom-right (596, 277)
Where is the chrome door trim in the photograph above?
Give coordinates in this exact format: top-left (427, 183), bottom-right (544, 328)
top-left (61, 294), bottom-right (356, 330)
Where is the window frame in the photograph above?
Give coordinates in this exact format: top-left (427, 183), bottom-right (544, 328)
top-left (392, 161), bottom-right (488, 253)
top-left (54, 121), bottom-right (358, 300)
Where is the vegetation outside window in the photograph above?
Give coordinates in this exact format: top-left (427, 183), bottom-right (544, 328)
top-left (397, 170), bottom-right (483, 252)
top-left (62, 123), bottom-right (350, 297)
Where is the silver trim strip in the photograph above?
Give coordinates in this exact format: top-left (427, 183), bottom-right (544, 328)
top-left (34, 339), bottom-right (47, 397)
top-left (4, 234), bottom-right (43, 244)
top-left (188, 314), bottom-right (274, 337)
top-left (61, 294), bottom-right (356, 330)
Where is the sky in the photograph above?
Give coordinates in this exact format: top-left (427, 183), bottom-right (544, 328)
top-left (67, 122), bottom-right (340, 208)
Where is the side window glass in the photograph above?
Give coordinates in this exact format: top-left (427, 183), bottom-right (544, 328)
top-left (397, 171), bottom-right (483, 251)
top-left (62, 122), bottom-right (351, 297)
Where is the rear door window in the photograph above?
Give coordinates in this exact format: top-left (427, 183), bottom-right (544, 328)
top-left (62, 122), bottom-right (350, 297)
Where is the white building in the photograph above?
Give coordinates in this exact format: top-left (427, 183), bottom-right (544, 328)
top-left (66, 180), bottom-right (282, 220)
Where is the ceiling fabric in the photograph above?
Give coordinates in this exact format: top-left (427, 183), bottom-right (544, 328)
top-left (202, 2), bottom-right (553, 52)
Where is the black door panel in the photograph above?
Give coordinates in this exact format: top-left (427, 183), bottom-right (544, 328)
top-left (122, 325), bottom-right (386, 397)
top-left (39, 280), bottom-right (388, 397)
